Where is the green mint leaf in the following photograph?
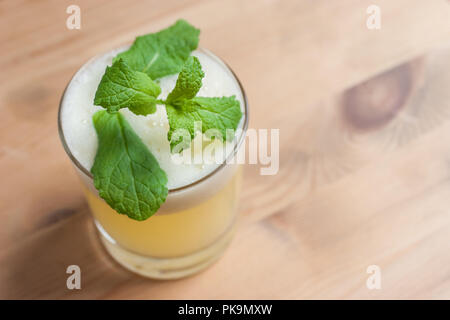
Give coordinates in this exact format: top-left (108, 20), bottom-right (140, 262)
top-left (166, 96), bottom-right (242, 152)
top-left (91, 110), bottom-right (168, 221)
top-left (166, 56), bottom-right (204, 105)
top-left (114, 19), bottom-right (200, 79)
top-left (94, 59), bottom-right (161, 116)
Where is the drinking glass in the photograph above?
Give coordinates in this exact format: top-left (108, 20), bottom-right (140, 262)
top-left (58, 48), bottom-right (248, 279)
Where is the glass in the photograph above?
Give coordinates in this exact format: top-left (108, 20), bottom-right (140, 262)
top-left (58, 48), bottom-right (249, 279)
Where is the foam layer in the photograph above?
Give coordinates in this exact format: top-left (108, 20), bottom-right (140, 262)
top-left (61, 47), bottom-right (244, 189)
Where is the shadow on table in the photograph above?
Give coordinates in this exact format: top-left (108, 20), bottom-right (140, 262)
top-left (1, 209), bottom-right (156, 299)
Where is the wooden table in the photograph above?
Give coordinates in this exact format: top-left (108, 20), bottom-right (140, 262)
top-left (1, 0), bottom-right (450, 299)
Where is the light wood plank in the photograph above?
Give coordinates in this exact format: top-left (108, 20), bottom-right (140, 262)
top-left (1, 0), bottom-right (450, 299)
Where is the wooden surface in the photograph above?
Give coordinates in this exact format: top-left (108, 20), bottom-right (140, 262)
top-left (1, 0), bottom-right (450, 299)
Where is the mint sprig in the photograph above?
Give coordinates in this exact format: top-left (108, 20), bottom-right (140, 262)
top-left (114, 19), bottom-right (200, 79)
top-left (91, 20), bottom-right (243, 221)
top-left (91, 110), bottom-right (168, 221)
top-left (94, 59), bottom-right (161, 115)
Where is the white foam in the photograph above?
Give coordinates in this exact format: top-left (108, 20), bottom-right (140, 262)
top-left (61, 47), bottom-right (244, 190)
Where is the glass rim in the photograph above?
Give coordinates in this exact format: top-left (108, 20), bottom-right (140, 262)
top-left (58, 46), bottom-right (249, 194)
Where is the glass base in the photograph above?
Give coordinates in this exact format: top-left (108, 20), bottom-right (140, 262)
top-left (95, 220), bottom-right (236, 280)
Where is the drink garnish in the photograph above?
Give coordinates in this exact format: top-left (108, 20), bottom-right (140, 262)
top-left (165, 56), bottom-right (242, 152)
top-left (91, 19), bottom-right (242, 220)
top-left (91, 111), bottom-right (168, 221)
top-left (94, 58), bottom-right (161, 115)
top-left (114, 19), bottom-right (200, 79)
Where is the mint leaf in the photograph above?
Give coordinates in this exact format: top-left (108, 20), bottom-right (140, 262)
top-left (94, 59), bottom-right (161, 116)
top-left (91, 110), bottom-right (168, 221)
top-left (166, 96), bottom-right (242, 151)
top-left (166, 56), bottom-right (204, 105)
top-left (164, 57), bottom-right (242, 151)
top-left (114, 19), bottom-right (200, 79)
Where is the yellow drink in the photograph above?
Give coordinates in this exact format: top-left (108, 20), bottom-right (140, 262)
top-left (85, 168), bottom-right (242, 257)
top-left (79, 166), bottom-right (242, 278)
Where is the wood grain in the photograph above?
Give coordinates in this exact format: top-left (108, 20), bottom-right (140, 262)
top-left (1, 0), bottom-right (450, 299)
